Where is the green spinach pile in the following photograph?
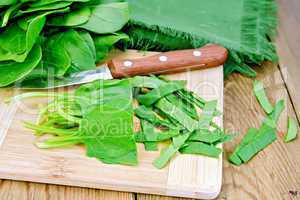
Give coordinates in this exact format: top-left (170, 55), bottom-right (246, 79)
top-left (0, 0), bottom-right (129, 87)
top-left (17, 76), bottom-right (233, 168)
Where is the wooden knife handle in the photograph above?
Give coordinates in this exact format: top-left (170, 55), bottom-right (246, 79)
top-left (108, 44), bottom-right (228, 78)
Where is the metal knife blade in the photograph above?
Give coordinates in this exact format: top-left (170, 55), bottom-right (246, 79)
top-left (17, 65), bottom-right (113, 89)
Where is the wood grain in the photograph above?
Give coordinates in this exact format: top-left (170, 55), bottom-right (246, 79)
top-left (109, 45), bottom-right (227, 78)
top-left (275, 0), bottom-right (300, 121)
top-left (0, 180), bottom-right (133, 200)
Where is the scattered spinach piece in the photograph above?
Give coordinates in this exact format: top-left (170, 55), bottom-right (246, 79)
top-left (284, 117), bottom-right (298, 143)
top-left (269, 99), bottom-right (285, 123)
top-left (237, 124), bottom-right (276, 163)
top-left (229, 80), bottom-right (286, 166)
top-left (253, 80), bottom-right (273, 114)
top-left (229, 128), bottom-right (258, 165)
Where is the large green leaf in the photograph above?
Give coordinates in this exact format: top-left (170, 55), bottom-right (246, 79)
top-left (0, 14), bottom-right (45, 62)
top-left (19, 2), bottom-right (72, 14)
top-left (93, 32), bottom-right (129, 62)
top-left (0, 0), bottom-right (17, 6)
top-left (47, 6), bottom-right (91, 27)
top-left (0, 3), bottom-right (23, 27)
top-left (0, 45), bottom-right (42, 87)
top-left (43, 29), bottom-right (96, 77)
top-left (29, 0), bottom-right (90, 7)
top-left (78, 2), bottom-right (129, 34)
top-left (78, 79), bottom-right (137, 165)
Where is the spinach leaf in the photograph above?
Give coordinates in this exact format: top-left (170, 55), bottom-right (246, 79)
top-left (269, 99), bottom-right (285, 123)
top-left (135, 129), bottom-right (180, 142)
top-left (93, 32), bottom-right (129, 62)
top-left (75, 79), bottom-right (133, 114)
top-left (134, 105), bottom-right (176, 129)
top-left (198, 100), bottom-right (218, 128)
top-left (237, 124), bottom-right (276, 163)
top-left (140, 120), bottom-right (158, 151)
top-left (229, 128), bottom-right (258, 165)
top-left (188, 129), bottom-right (226, 144)
top-left (0, 0), bottom-right (17, 6)
top-left (83, 104), bottom-right (137, 165)
top-left (179, 142), bottom-right (222, 158)
top-left (153, 133), bottom-right (190, 169)
top-left (284, 117), bottom-right (298, 143)
top-left (30, 0), bottom-right (89, 7)
top-left (1, 3), bottom-right (22, 27)
top-left (138, 80), bottom-right (186, 106)
top-left (253, 80), bottom-right (273, 114)
top-left (177, 90), bottom-right (206, 109)
top-left (155, 98), bottom-right (199, 132)
top-left (43, 29), bottom-right (96, 77)
top-left (79, 79), bottom-right (137, 165)
top-left (47, 6), bottom-right (91, 26)
top-left (165, 93), bottom-right (198, 120)
top-left (0, 14), bottom-right (45, 62)
top-left (0, 45), bottom-right (42, 87)
top-left (78, 2), bottom-right (129, 34)
top-left (131, 76), bottom-right (165, 89)
top-left (19, 2), bottom-right (72, 14)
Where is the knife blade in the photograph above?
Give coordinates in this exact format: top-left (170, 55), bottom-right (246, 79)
top-left (17, 44), bottom-right (228, 89)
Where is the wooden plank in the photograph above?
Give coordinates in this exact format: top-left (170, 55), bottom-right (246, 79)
top-left (138, 62), bottom-right (300, 200)
top-left (0, 50), bottom-right (223, 199)
top-left (0, 180), bottom-right (133, 200)
top-left (275, 0), bottom-right (300, 121)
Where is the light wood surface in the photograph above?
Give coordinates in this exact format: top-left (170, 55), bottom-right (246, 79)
top-left (0, 51), bottom-right (223, 200)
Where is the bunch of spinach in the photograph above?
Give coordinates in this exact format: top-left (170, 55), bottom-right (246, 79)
top-left (0, 0), bottom-right (129, 87)
top-left (17, 76), bottom-right (233, 168)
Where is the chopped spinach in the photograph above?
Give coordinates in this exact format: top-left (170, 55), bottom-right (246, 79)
top-left (18, 76), bottom-right (228, 169)
top-left (284, 117), bottom-right (298, 143)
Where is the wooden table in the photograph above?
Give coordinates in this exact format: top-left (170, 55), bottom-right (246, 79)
top-left (0, 0), bottom-right (299, 199)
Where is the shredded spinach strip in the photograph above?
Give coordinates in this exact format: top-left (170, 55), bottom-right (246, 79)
top-left (137, 80), bottom-right (186, 106)
top-left (140, 120), bottom-right (158, 151)
top-left (153, 133), bottom-right (190, 169)
top-left (179, 142), bottom-right (222, 158)
top-left (253, 80), bottom-right (273, 114)
top-left (284, 117), bottom-right (298, 143)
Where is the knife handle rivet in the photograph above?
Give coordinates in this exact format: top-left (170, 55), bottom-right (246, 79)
top-left (124, 60), bottom-right (133, 67)
top-left (159, 56), bottom-right (168, 62)
top-left (193, 50), bottom-right (202, 57)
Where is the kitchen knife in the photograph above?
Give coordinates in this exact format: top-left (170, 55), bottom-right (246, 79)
top-left (17, 44), bottom-right (228, 89)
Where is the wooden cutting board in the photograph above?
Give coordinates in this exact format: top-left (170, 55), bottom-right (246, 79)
top-left (0, 50), bottom-right (223, 200)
